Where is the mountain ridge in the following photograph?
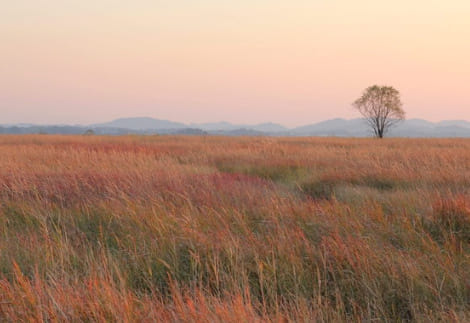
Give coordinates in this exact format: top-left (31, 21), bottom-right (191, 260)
top-left (3, 117), bottom-right (470, 137)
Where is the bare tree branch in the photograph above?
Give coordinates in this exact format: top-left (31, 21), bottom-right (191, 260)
top-left (353, 85), bottom-right (405, 138)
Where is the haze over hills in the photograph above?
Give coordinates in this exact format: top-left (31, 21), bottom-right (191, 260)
top-left (92, 117), bottom-right (187, 130)
top-left (2, 117), bottom-right (470, 137)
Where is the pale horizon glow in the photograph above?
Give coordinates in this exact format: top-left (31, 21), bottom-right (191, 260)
top-left (1, 1), bottom-right (470, 127)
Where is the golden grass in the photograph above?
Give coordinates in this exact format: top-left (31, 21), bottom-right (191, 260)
top-left (0, 135), bottom-right (469, 322)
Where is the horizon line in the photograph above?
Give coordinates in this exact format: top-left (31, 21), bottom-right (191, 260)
top-left (3, 116), bottom-right (470, 130)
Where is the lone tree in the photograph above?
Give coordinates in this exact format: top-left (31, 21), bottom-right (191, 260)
top-left (353, 85), bottom-right (405, 138)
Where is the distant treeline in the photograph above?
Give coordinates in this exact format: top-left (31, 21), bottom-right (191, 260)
top-left (0, 126), bottom-right (208, 136)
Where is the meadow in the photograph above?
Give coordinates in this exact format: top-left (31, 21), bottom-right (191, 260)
top-left (0, 135), bottom-right (468, 322)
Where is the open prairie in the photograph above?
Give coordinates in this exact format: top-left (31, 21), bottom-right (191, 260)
top-left (0, 135), bottom-right (469, 321)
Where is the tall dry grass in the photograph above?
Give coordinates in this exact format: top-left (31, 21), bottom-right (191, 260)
top-left (0, 135), bottom-right (469, 322)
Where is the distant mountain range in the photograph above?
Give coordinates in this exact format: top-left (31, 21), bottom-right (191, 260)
top-left (2, 117), bottom-right (470, 137)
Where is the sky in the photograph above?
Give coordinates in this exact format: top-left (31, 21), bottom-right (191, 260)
top-left (1, 1), bottom-right (469, 127)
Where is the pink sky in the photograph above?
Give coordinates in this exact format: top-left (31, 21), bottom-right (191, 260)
top-left (1, 1), bottom-right (469, 126)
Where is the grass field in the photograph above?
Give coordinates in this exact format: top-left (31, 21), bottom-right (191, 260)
top-left (0, 135), bottom-right (469, 322)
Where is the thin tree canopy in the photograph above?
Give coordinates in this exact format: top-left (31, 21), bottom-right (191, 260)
top-left (353, 85), bottom-right (405, 138)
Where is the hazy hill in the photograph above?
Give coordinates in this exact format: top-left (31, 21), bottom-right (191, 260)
top-left (250, 123), bottom-right (288, 133)
top-left (190, 122), bottom-right (240, 131)
top-left (3, 117), bottom-right (470, 137)
top-left (437, 120), bottom-right (470, 128)
top-left (190, 121), bottom-right (287, 133)
top-left (92, 117), bottom-right (187, 130)
top-left (93, 118), bottom-right (287, 133)
top-left (291, 119), bottom-right (369, 136)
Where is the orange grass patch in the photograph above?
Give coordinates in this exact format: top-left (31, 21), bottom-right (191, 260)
top-left (0, 135), bottom-right (469, 321)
